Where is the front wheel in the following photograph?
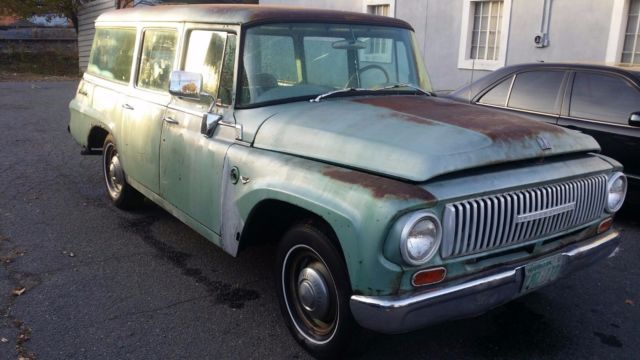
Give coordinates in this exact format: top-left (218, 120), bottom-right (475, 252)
top-left (102, 134), bottom-right (142, 209)
top-left (276, 222), bottom-right (358, 358)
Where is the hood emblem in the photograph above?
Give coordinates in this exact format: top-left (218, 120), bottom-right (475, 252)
top-left (537, 135), bottom-right (552, 150)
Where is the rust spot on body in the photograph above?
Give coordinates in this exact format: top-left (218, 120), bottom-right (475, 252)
top-left (353, 96), bottom-right (564, 141)
top-left (324, 168), bottom-right (435, 203)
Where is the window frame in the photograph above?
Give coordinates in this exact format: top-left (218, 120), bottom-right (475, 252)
top-left (134, 26), bottom-right (180, 95)
top-left (475, 69), bottom-right (569, 117)
top-left (606, 0), bottom-right (640, 65)
top-left (172, 23), bottom-right (240, 111)
top-left (458, 0), bottom-right (512, 71)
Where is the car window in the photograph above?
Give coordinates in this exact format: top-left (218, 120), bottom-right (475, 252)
top-left (507, 71), bottom-right (565, 114)
top-left (137, 29), bottom-right (177, 92)
top-left (183, 30), bottom-right (228, 104)
top-left (245, 34), bottom-right (298, 85)
top-left (87, 28), bottom-right (136, 82)
top-left (570, 72), bottom-right (640, 125)
top-left (478, 76), bottom-right (513, 106)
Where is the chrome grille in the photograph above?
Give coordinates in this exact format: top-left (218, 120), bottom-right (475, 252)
top-left (442, 174), bottom-right (608, 258)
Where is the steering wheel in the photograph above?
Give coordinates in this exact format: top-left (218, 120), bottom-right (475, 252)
top-left (344, 64), bottom-right (391, 88)
top-left (359, 64), bottom-right (390, 84)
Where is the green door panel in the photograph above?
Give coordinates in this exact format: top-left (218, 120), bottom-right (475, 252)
top-left (159, 106), bottom-right (235, 234)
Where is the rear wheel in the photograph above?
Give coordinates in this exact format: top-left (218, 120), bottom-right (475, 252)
top-left (102, 134), bottom-right (142, 209)
top-left (276, 222), bottom-right (358, 358)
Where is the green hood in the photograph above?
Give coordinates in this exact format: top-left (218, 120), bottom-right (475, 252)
top-left (251, 95), bottom-right (600, 182)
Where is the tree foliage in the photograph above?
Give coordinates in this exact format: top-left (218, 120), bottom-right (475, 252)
top-left (0, 0), bottom-right (82, 32)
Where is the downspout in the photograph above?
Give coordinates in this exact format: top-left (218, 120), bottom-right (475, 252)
top-left (537, 0), bottom-right (552, 47)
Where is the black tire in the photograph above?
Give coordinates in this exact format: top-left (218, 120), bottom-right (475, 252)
top-left (275, 222), bottom-right (358, 358)
top-left (102, 134), bottom-right (142, 209)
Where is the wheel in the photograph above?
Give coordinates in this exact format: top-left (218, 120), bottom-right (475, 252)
top-left (102, 134), bottom-right (142, 209)
top-left (276, 222), bottom-right (358, 358)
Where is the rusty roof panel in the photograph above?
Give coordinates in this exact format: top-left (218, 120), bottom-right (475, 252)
top-left (96, 4), bottom-right (413, 29)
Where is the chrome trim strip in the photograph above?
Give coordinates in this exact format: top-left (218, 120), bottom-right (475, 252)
top-left (351, 270), bottom-right (517, 310)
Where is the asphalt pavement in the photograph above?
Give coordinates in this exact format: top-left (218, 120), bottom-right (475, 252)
top-left (0, 80), bottom-right (638, 360)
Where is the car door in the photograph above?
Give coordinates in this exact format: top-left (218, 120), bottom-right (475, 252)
top-left (160, 28), bottom-right (238, 234)
top-left (121, 26), bottom-right (179, 195)
top-left (558, 71), bottom-right (640, 181)
top-left (475, 70), bottom-right (568, 124)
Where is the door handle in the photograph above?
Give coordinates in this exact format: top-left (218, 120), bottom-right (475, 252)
top-left (122, 104), bottom-right (134, 110)
top-left (163, 116), bottom-right (179, 125)
top-left (78, 89), bottom-right (88, 96)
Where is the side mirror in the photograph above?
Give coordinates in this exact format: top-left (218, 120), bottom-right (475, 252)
top-left (169, 71), bottom-right (202, 99)
top-left (201, 113), bottom-right (222, 138)
top-left (629, 112), bottom-right (640, 127)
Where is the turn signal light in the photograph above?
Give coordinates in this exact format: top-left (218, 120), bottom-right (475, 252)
top-left (598, 218), bottom-right (613, 234)
top-left (412, 267), bottom-right (446, 287)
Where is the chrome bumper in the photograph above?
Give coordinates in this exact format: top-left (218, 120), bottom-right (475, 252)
top-left (350, 230), bottom-right (620, 334)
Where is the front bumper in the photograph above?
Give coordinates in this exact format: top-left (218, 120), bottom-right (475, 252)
top-left (350, 230), bottom-right (619, 334)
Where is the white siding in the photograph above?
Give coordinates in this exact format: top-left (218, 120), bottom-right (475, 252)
top-left (78, 0), bottom-right (116, 71)
top-left (262, 0), bottom-right (625, 93)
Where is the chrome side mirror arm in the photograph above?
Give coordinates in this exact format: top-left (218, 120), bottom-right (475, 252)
top-left (201, 113), bottom-right (223, 138)
top-left (629, 112), bottom-right (640, 127)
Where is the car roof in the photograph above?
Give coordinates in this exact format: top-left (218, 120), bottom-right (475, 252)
top-left (493, 62), bottom-right (640, 81)
top-left (96, 4), bottom-right (413, 30)
top-left (449, 62), bottom-right (640, 102)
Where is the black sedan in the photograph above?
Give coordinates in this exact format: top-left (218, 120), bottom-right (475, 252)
top-left (449, 63), bottom-right (640, 190)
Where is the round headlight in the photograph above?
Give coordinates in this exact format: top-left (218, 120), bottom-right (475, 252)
top-left (605, 172), bottom-right (627, 213)
top-left (400, 213), bottom-right (441, 266)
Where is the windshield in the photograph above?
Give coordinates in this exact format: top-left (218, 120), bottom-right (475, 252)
top-left (238, 23), bottom-right (432, 107)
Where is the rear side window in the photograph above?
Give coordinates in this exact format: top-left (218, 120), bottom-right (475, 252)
top-left (507, 71), bottom-right (565, 114)
top-left (137, 29), bottom-right (177, 92)
top-left (478, 76), bottom-right (513, 106)
top-left (570, 72), bottom-right (640, 125)
top-left (87, 28), bottom-right (136, 82)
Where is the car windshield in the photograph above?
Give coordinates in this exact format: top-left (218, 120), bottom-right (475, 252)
top-left (238, 23), bottom-right (432, 107)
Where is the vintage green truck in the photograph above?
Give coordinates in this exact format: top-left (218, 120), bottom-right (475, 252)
top-left (69, 4), bottom-right (626, 357)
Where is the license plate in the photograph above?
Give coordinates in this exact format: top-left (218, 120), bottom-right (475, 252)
top-left (521, 254), bottom-right (566, 293)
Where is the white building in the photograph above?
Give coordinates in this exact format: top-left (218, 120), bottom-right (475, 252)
top-left (262, 0), bottom-right (640, 93)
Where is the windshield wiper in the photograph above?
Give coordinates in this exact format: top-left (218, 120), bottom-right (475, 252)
top-left (310, 88), bottom-right (367, 103)
top-left (310, 83), bottom-right (433, 103)
top-left (375, 83), bottom-right (434, 96)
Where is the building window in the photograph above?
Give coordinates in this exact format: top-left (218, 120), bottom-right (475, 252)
top-left (368, 4), bottom-right (390, 16)
top-left (470, 1), bottom-right (503, 61)
top-left (458, 0), bottom-right (512, 70)
top-left (362, 0), bottom-right (395, 18)
top-left (622, 0), bottom-right (640, 64)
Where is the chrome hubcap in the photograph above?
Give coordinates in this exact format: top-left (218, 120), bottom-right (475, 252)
top-left (282, 244), bottom-right (339, 344)
top-left (104, 144), bottom-right (124, 198)
top-left (297, 266), bottom-right (330, 319)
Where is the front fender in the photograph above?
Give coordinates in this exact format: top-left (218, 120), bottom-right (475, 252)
top-left (225, 145), bottom-right (436, 295)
